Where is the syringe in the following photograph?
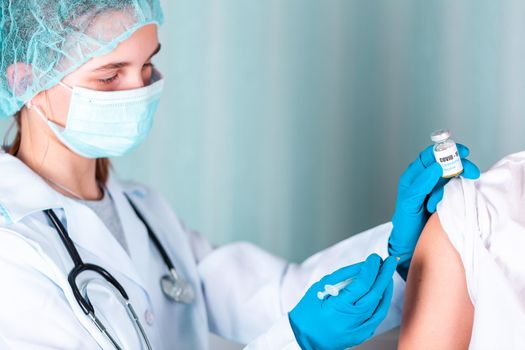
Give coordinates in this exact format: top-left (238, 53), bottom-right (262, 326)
top-left (316, 254), bottom-right (409, 300)
top-left (317, 278), bottom-right (353, 300)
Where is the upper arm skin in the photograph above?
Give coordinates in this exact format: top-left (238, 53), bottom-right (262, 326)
top-left (398, 213), bottom-right (474, 350)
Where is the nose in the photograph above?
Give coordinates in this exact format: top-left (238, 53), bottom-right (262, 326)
top-left (122, 72), bottom-right (147, 90)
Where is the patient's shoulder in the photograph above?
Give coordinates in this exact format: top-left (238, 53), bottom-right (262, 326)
top-left (474, 151), bottom-right (525, 201)
top-left (437, 152), bottom-right (525, 253)
top-left (440, 151), bottom-right (525, 222)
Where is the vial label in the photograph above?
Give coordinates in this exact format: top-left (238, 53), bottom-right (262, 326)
top-left (434, 145), bottom-right (464, 178)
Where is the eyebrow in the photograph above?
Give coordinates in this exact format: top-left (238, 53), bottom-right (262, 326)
top-left (91, 43), bottom-right (162, 72)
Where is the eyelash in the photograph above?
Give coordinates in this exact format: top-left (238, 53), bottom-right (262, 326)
top-left (98, 75), bottom-right (118, 85)
top-left (97, 63), bottom-right (154, 85)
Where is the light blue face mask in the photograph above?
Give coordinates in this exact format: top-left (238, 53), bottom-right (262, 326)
top-left (28, 70), bottom-right (164, 159)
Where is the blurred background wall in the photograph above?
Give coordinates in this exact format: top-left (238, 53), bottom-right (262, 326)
top-left (3, 0), bottom-right (525, 263)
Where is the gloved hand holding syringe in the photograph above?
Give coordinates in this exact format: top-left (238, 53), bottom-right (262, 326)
top-left (289, 254), bottom-right (398, 349)
top-left (316, 253), bottom-right (410, 300)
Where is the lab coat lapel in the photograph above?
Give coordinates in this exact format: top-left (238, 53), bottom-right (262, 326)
top-left (63, 193), bottom-right (148, 292)
top-left (0, 153), bottom-right (149, 291)
top-left (106, 175), bottom-right (152, 292)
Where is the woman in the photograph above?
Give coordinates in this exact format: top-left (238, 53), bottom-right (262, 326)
top-left (398, 152), bottom-right (525, 349)
top-left (0, 1), bottom-right (479, 349)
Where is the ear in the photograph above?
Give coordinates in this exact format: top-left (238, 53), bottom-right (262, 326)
top-left (6, 63), bottom-right (33, 97)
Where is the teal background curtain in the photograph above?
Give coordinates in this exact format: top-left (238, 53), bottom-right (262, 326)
top-left (2, 1), bottom-right (525, 263)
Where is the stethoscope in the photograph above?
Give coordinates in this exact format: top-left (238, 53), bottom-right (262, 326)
top-left (43, 195), bottom-right (195, 350)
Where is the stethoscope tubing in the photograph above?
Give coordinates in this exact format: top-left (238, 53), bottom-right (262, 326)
top-left (43, 195), bottom-right (183, 350)
top-left (124, 194), bottom-right (176, 271)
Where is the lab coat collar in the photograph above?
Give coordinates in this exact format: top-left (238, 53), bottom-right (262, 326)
top-left (0, 152), bottom-right (63, 224)
top-left (0, 151), bottom-right (148, 224)
top-left (62, 176), bottom-right (153, 293)
top-left (0, 152), bottom-right (152, 292)
top-left (105, 174), bottom-right (153, 290)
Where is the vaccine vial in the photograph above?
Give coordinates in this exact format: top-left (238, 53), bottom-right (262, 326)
top-left (431, 129), bottom-right (463, 178)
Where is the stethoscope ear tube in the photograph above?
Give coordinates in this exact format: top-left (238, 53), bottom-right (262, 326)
top-left (45, 210), bottom-right (131, 315)
top-left (68, 263), bottom-right (130, 315)
top-left (45, 209), bottom-right (83, 266)
top-left (125, 302), bottom-right (154, 350)
top-left (88, 312), bottom-right (124, 350)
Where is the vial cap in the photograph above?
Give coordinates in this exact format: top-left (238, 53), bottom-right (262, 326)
top-left (430, 129), bottom-right (451, 143)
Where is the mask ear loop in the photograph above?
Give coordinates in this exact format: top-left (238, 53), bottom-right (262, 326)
top-left (26, 99), bottom-right (49, 123)
top-left (23, 80), bottom-right (73, 168)
top-left (24, 91), bottom-right (57, 174)
top-left (26, 80), bottom-right (71, 123)
top-left (58, 81), bottom-right (73, 92)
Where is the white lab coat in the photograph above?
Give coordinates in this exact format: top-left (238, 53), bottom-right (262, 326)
top-left (0, 153), bottom-right (405, 349)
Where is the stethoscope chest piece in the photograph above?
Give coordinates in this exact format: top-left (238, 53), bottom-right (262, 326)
top-left (160, 269), bottom-right (195, 304)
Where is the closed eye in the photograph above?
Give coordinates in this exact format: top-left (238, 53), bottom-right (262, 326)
top-left (98, 74), bottom-right (118, 85)
top-left (97, 63), bottom-right (155, 86)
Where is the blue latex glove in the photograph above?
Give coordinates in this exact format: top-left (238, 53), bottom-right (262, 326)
top-left (289, 254), bottom-right (397, 350)
top-left (388, 144), bottom-right (480, 278)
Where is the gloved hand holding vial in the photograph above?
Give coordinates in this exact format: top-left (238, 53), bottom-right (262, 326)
top-left (388, 131), bottom-right (480, 279)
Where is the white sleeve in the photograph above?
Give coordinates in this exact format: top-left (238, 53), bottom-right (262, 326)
top-left (243, 316), bottom-right (300, 350)
top-left (193, 222), bottom-right (404, 345)
top-left (0, 333), bottom-right (12, 350)
top-left (0, 231), bottom-right (98, 350)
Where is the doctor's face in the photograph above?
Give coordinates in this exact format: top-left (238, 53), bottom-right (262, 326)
top-left (29, 23), bottom-right (161, 129)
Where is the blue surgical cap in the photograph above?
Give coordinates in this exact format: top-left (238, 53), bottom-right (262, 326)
top-left (0, 0), bottom-right (164, 119)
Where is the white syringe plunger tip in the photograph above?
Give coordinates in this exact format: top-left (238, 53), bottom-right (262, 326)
top-left (318, 278), bottom-right (354, 300)
top-left (325, 285), bottom-right (340, 296)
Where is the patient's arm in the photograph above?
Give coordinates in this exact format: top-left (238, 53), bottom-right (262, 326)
top-left (398, 213), bottom-right (474, 350)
